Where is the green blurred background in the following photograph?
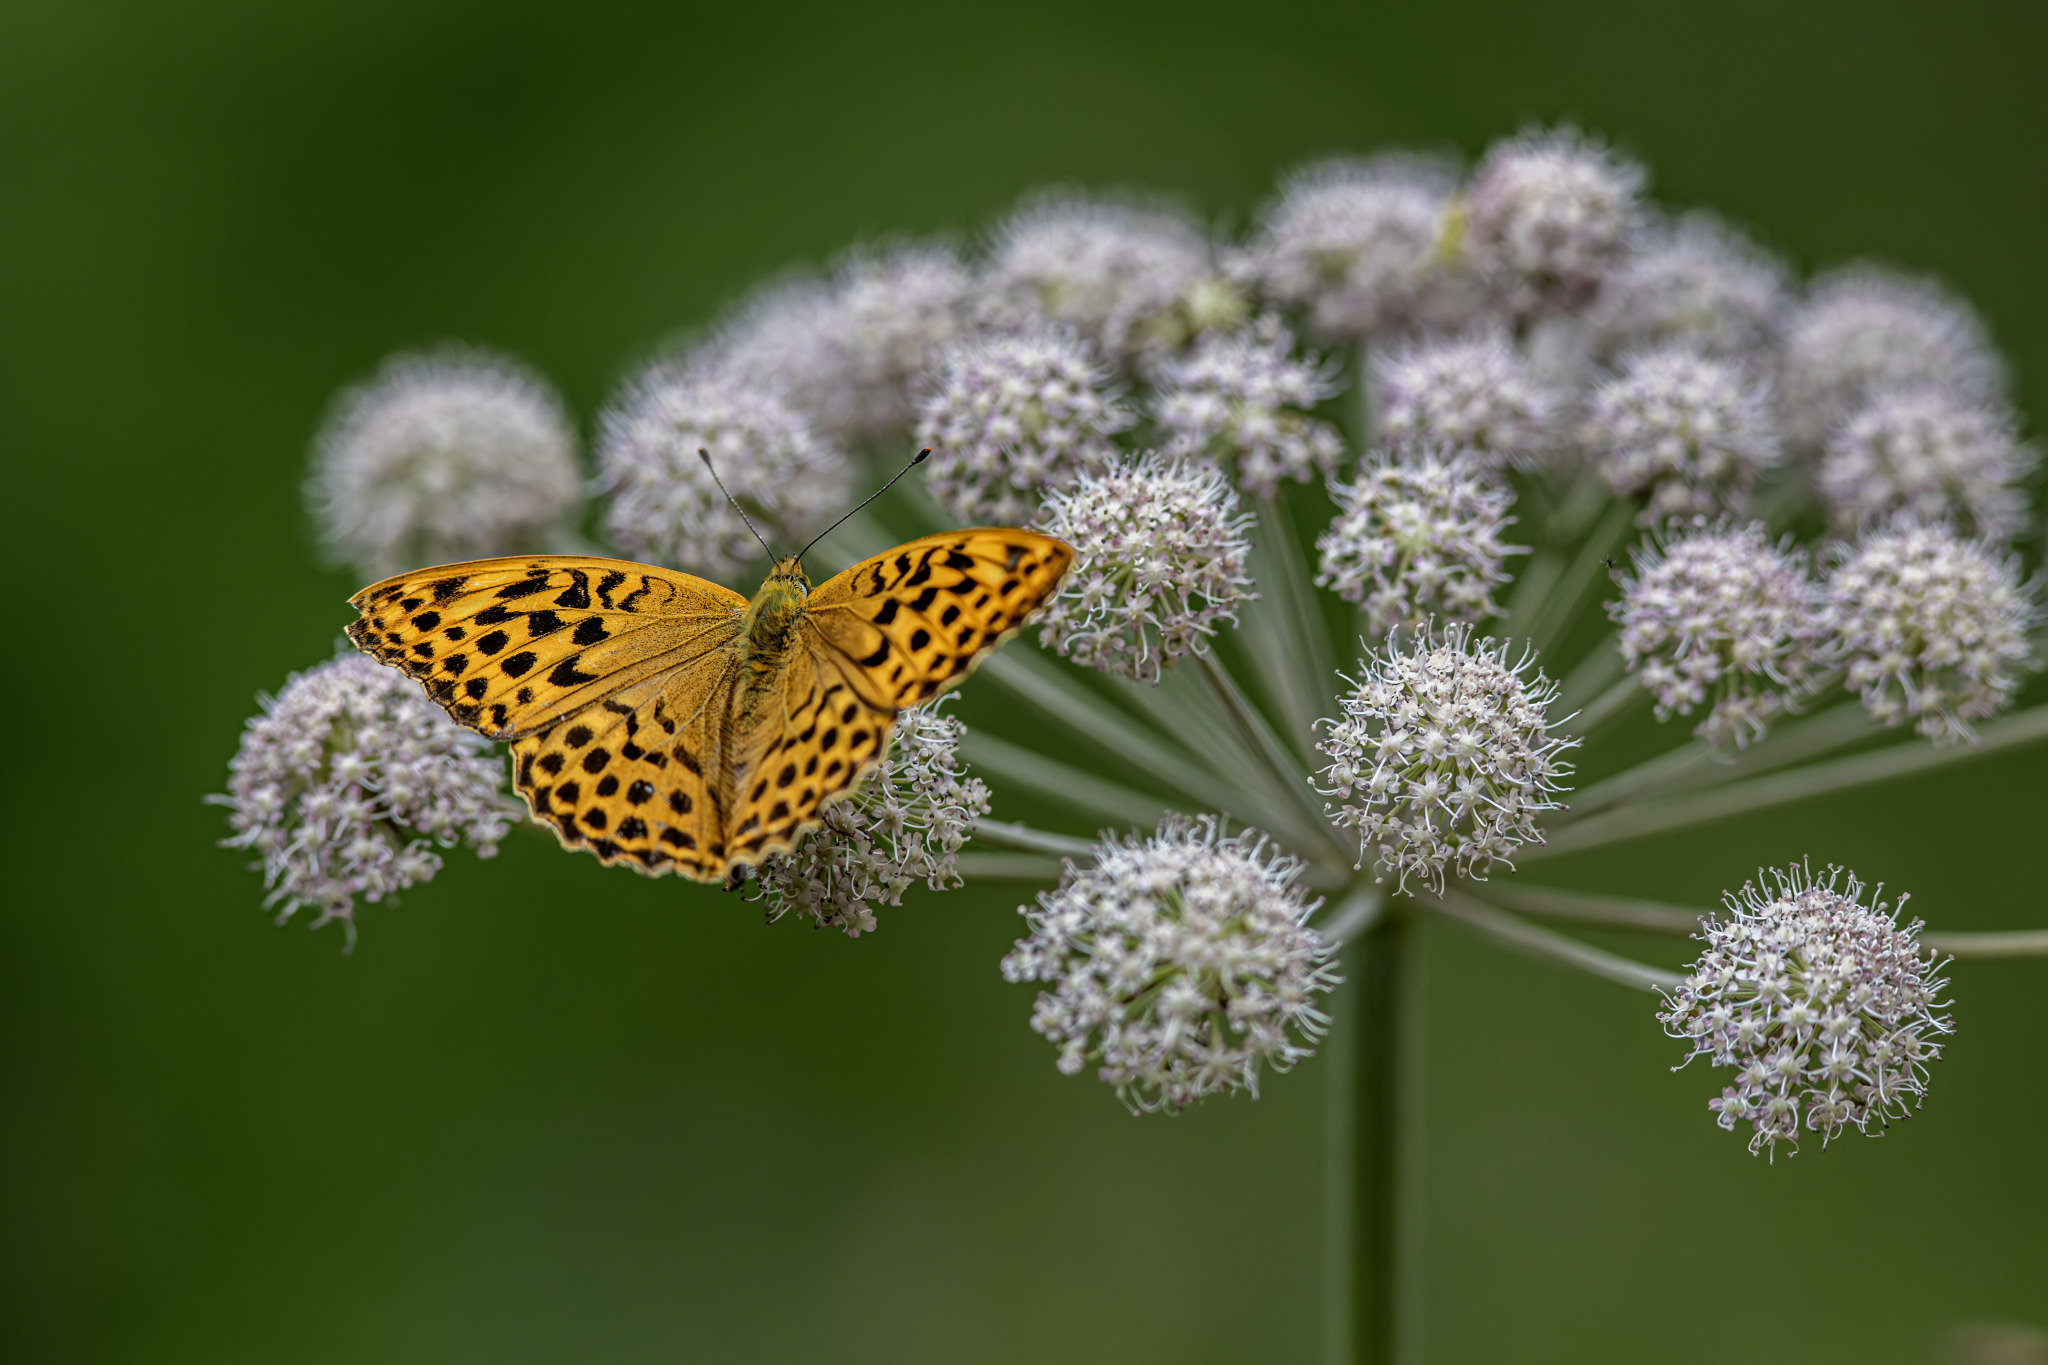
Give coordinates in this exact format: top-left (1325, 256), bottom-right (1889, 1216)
top-left (4, 0), bottom-right (2045, 1360)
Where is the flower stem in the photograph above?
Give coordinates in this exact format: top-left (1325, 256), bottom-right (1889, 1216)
top-left (1922, 929), bottom-right (2048, 958)
top-left (1332, 905), bottom-right (1415, 1365)
top-left (967, 818), bottom-right (1097, 858)
top-left (1420, 888), bottom-right (1684, 991)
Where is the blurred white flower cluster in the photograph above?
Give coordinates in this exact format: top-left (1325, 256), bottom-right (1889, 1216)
top-left (1660, 862), bottom-right (1953, 1157)
top-left (213, 655), bottom-right (512, 947)
top-left (1000, 815), bottom-right (1340, 1113)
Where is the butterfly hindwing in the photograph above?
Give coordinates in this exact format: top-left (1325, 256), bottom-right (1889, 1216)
top-left (346, 556), bottom-right (747, 740)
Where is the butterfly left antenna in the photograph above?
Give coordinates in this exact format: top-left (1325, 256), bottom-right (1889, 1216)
top-left (698, 449), bottom-right (777, 559)
top-left (794, 448), bottom-right (932, 564)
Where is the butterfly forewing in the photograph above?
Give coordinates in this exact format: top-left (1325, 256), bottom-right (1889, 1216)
top-left (346, 556), bottom-right (747, 739)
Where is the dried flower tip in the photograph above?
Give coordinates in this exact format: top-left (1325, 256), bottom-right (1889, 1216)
top-left (1778, 265), bottom-right (2004, 450)
top-left (1317, 447), bottom-right (1524, 637)
top-left (1659, 860), bottom-right (1952, 1157)
top-left (1034, 454), bottom-right (1255, 684)
top-left (1001, 814), bottom-right (1340, 1114)
top-left (1371, 333), bottom-right (1553, 469)
top-left (597, 367), bottom-right (852, 580)
top-left (711, 245), bottom-right (974, 442)
top-left (1150, 319), bottom-right (1346, 498)
top-left (1610, 519), bottom-right (1827, 750)
top-left (1585, 213), bottom-right (1790, 360)
top-left (1824, 521), bottom-right (2038, 743)
top-left (915, 326), bottom-right (1135, 525)
top-left (1246, 155), bottom-right (1475, 338)
top-left (309, 347), bottom-right (582, 580)
top-left (1584, 346), bottom-right (1781, 523)
top-left (753, 701), bottom-right (991, 937)
top-left (211, 654), bottom-right (512, 948)
top-left (1462, 126), bottom-right (1646, 319)
top-left (981, 195), bottom-right (1238, 360)
top-left (1316, 625), bottom-right (1577, 893)
top-left (1817, 388), bottom-right (2035, 542)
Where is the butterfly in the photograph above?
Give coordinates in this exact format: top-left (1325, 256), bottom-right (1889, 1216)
top-left (345, 529), bottom-right (1073, 885)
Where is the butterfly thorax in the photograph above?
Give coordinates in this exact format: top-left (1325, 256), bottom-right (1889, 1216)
top-left (734, 557), bottom-right (813, 685)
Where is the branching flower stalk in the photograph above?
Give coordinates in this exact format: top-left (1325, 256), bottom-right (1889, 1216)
top-left (224, 124), bottom-right (2048, 1365)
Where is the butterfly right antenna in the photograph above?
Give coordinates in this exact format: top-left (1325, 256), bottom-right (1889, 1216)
top-left (795, 448), bottom-right (932, 564)
top-left (698, 449), bottom-right (777, 559)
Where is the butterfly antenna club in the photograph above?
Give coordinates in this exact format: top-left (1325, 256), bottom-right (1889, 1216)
top-left (698, 448), bottom-right (778, 559)
top-left (796, 448), bottom-right (932, 564)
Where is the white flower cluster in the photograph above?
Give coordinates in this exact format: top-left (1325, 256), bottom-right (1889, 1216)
top-left (310, 348), bottom-right (582, 580)
top-left (1583, 347), bottom-right (1780, 522)
top-left (1584, 214), bottom-right (1788, 361)
top-left (1150, 320), bottom-right (1346, 497)
top-left (1824, 522), bottom-right (2037, 743)
top-left (597, 366), bottom-right (852, 580)
top-left (1611, 520), bottom-right (1827, 750)
top-left (1245, 155), bottom-right (1469, 338)
top-left (981, 196), bottom-right (1238, 361)
top-left (1370, 333), bottom-right (1553, 468)
top-left (1659, 862), bottom-right (1953, 1158)
top-left (754, 703), bottom-right (991, 938)
top-left (1000, 815), bottom-right (1340, 1113)
top-left (1316, 626), bottom-right (1577, 893)
top-left (1461, 127), bottom-right (1646, 319)
top-left (213, 655), bottom-right (512, 947)
top-left (1778, 266), bottom-right (2003, 451)
top-left (1817, 388), bottom-right (2034, 541)
top-left (1317, 449), bottom-right (1523, 637)
top-left (915, 327), bottom-right (1135, 525)
top-left (711, 245), bottom-right (974, 443)
top-left (1034, 455), bottom-right (1255, 684)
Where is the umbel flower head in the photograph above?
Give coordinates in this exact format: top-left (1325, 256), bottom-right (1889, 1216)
top-left (1033, 454), bottom-right (1255, 684)
top-left (1150, 319), bottom-right (1346, 498)
top-left (1816, 388), bottom-right (2035, 542)
top-left (1245, 154), bottom-right (1471, 339)
top-left (597, 365), bottom-right (852, 580)
top-left (1316, 624), bottom-right (1578, 893)
top-left (1370, 333), bottom-right (1554, 469)
top-left (1824, 521), bottom-right (2038, 743)
top-left (1659, 861), bottom-right (1953, 1158)
top-left (1583, 346), bottom-right (1781, 522)
top-left (753, 702), bottom-right (991, 938)
top-left (309, 347), bottom-right (582, 580)
top-left (212, 654), bottom-right (513, 948)
top-left (1317, 447), bottom-right (1524, 637)
top-left (1000, 815), bottom-right (1341, 1114)
top-left (1461, 126), bottom-right (1646, 319)
top-left (1778, 265), bottom-right (2004, 450)
top-left (980, 195), bottom-right (1239, 361)
top-left (710, 245), bottom-right (974, 443)
top-left (915, 325), bottom-right (1135, 525)
top-left (1611, 519), bottom-right (1827, 750)
top-left (1585, 213), bottom-right (1790, 361)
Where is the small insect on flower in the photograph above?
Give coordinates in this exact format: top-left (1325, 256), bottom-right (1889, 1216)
top-left (1610, 519), bottom-right (1829, 750)
top-left (1316, 624), bottom-right (1578, 893)
top-left (597, 364), bottom-right (853, 580)
top-left (1823, 521), bottom-right (2039, 743)
top-left (212, 654), bottom-right (515, 950)
top-left (1001, 815), bottom-right (1341, 1114)
top-left (753, 701), bottom-right (992, 937)
top-left (1033, 454), bottom-right (1256, 684)
top-left (915, 325), bottom-right (1136, 525)
top-left (1371, 333), bottom-right (1555, 470)
top-left (1316, 446), bottom-right (1525, 637)
top-left (1659, 861), bottom-right (1953, 1158)
top-left (1150, 318), bottom-right (1347, 498)
top-left (1777, 265), bottom-right (2005, 451)
top-left (309, 347), bottom-right (583, 581)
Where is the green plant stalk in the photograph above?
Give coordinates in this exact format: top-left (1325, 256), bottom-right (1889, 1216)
top-left (1340, 905), bottom-right (1414, 1365)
